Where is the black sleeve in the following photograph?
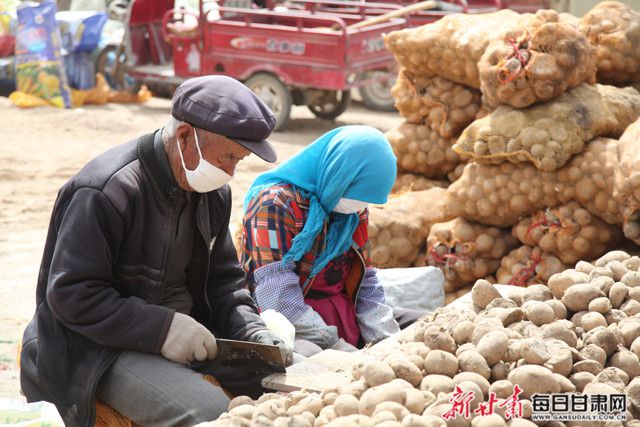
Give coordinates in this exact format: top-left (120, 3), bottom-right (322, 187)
top-left (207, 187), bottom-right (267, 340)
top-left (46, 188), bottom-right (174, 353)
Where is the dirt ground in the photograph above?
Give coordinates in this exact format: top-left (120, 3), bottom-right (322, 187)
top-left (0, 94), bottom-right (401, 400)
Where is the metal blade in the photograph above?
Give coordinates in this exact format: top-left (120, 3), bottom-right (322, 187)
top-left (211, 339), bottom-right (286, 373)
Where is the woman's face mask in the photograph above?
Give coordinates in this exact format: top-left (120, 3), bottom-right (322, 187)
top-left (333, 198), bottom-right (368, 214)
top-left (176, 128), bottom-right (233, 193)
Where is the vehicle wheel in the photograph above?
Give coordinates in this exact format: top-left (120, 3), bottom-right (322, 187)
top-left (307, 90), bottom-right (351, 120)
top-left (358, 72), bottom-right (396, 112)
top-left (244, 73), bottom-right (292, 132)
top-left (94, 45), bottom-right (141, 93)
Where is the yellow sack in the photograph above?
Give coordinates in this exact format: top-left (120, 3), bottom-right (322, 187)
top-left (8, 91), bottom-right (50, 108)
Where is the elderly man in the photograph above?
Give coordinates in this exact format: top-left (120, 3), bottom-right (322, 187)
top-left (19, 76), bottom-right (292, 427)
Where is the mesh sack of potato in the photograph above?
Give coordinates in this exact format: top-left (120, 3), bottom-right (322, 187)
top-left (563, 137), bottom-right (622, 225)
top-left (391, 173), bottom-right (448, 194)
top-left (446, 163), bottom-right (466, 184)
top-left (391, 69), bottom-right (482, 138)
top-left (614, 117), bottom-right (640, 244)
top-left (452, 84), bottom-right (640, 171)
top-left (447, 137), bottom-right (621, 227)
top-left (369, 187), bottom-right (453, 268)
top-left (512, 202), bottom-right (622, 265)
top-left (386, 121), bottom-right (462, 178)
top-left (496, 245), bottom-right (567, 286)
top-left (580, 1), bottom-right (640, 85)
top-left (479, 10), bottom-right (596, 109)
top-left (384, 9), bottom-right (522, 88)
top-left (424, 218), bottom-right (518, 293)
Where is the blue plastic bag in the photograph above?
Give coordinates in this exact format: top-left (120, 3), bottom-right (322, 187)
top-left (63, 50), bottom-right (94, 89)
top-left (56, 10), bottom-right (107, 53)
top-left (15, 1), bottom-right (71, 107)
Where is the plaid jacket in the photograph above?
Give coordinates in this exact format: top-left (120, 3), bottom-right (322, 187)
top-left (241, 184), bottom-right (372, 294)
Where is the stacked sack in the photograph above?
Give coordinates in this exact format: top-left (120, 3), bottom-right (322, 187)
top-left (372, 1), bottom-right (640, 303)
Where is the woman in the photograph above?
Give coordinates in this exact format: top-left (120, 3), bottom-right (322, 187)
top-left (241, 125), bottom-right (401, 354)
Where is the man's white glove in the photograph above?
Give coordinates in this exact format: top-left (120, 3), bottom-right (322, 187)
top-left (161, 312), bottom-right (218, 364)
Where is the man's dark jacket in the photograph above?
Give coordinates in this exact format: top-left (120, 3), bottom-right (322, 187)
top-left (20, 132), bottom-right (265, 426)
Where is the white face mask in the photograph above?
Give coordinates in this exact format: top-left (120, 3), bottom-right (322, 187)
top-left (176, 129), bottom-right (233, 193)
top-left (333, 198), bottom-right (368, 214)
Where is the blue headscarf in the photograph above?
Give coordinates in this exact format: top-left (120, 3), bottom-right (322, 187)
top-left (244, 125), bottom-right (397, 277)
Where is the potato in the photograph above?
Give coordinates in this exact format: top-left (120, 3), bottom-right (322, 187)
top-left (519, 338), bottom-right (551, 365)
top-left (471, 414), bottom-right (506, 427)
top-left (424, 350), bottom-right (459, 377)
top-left (508, 365), bottom-right (561, 399)
top-left (453, 372), bottom-right (491, 398)
top-left (621, 321), bottom-right (640, 347)
top-left (358, 380), bottom-right (412, 416)
top-left (402, 414), bottom-right (439, 427)
top-left (472, 280), bottom-right (502, 309)
top-left (287, 395), bottom-right (323, 417)
top-left (581, 344), bottom-right (608, 367)
top-left (553, 373), bottom-right (577, 393)
top-left (541, 322), bottom-right (578, 348)
top-left (588, 297), bottom-right (612, 313)
top-left (596, 251), bottom-right (631, 267)
top-left (362, 360), bottom-right (396, 387)
top-left (333, 395), bottom-right (359, 417)
top-left (545, 299), bottom-right (568, 321)
top-left (572, 359), bottom-right (603, 376)
top-left (452, 320), bottom-right (475, 345)
top-left (551, 269), bottom-right (593, 298)
top-left (476, 330), bottom-right (509, 366)
top-left (458, 349), bottom-right (492, 379)
top-left (609, 348), bottom-right (640, 380)
top-left (594, 366), bottom-right (630, 389)
top-left (230, 404), bottom-right (257, 419)
top-left (621, 299), bottom-right (640, 316)
top-left (423, 326), bottom-right (457, 354)
top-left (229, 396), bottom-right (255, 410)
top-left (388, 359), bottom-right (422, 387)
top-left (340, 380), bottom-right (366, 399)
top-left (373, 402), bottom-right (409, 420)
top-left (622, 271), bottom-right (640, 287)
top-left (419, 374), bottom-right (454, 395)
top-left (569, 372), bottom-right (595, 393)
top-left (545, 339), bottom-right (574, 377)
top-left (402, 389), bottom-right (426, 415)
top-left (523, 300), bottom-right (556, 326)
top-left (491, 362), bottom-right (510, 381)
top-left (584, 327), bottom-right (619, 356)
top-left (562, 283), bottom-right (604, 311)
top-left (489, 380), bottom-right (515, 399)
top-left (581, 312), bottom-right (608, 331)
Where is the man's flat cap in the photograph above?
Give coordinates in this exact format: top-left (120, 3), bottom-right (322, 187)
top-left (172, 75), bottom-right (277, 162)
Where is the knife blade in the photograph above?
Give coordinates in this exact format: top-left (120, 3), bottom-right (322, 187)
top-left (208, 338), bottom-right (286, 373)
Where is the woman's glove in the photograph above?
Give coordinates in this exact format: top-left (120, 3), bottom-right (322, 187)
top-left (248, 329), bottom-right (294, 367)
top-left (160, 312), bottom-right (218, 364)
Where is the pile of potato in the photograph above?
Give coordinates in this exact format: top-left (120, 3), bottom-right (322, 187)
top-left (479, 10), bottom-right (596, 109)
top-left (452, 84), bottom-right (640, 171)
top-left (496, 246), bottom-right (566, 286)
top-left (202, 250), bottom-right (640, 426)
top-left (512, 202), bottom-right (621, 265)
top-left (391, 70), bottom-right (483, 138)
top-left (387, 122), bottom-right (462, 178)
top-left (579, 1), bottom-right (640, 85)
top-left (419, 218), bottom-right (517, 293)
top-left (368, 188), bottom-right (453, 268)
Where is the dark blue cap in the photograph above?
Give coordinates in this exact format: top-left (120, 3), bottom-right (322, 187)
top-left (171, 75), bottom-right (277, 163)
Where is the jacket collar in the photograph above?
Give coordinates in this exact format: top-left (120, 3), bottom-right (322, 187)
top-left (138, 130), bottom-right (182, 202)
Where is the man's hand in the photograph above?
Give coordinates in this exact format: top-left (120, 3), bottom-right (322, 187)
top-left (247, 330), bottom-right (294, 367)
top-left (161, 313), bottom-right (218, 364)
